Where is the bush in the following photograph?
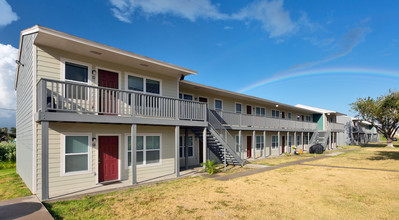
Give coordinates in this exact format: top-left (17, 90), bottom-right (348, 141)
top-left (201, 159), bottom-right (217, 175)
top-left (0, 142), bottom-right (16, 162)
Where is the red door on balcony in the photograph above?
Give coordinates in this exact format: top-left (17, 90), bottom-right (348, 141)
top-left (98, 69), bottom-right (119, 114)
top-left (99, 136), bottom-right (119, 182)
top-left (246, 105), bottom-right (252, 115)
top-left (247, 136), bottom-right (252, 158)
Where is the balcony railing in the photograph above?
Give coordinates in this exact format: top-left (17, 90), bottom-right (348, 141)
top-left (37, 78), bottom-right (207, 121)
top-left (328, 122), bottom-right (345, 131)
top-left (216, 110), bottom-right (317, 131)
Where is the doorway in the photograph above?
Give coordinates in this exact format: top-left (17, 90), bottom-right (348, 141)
top-left (246, 105), bottom-right (252, 115)
top-left (247, 136), bottom-right (252, 158)
top-left (282, 136), bottom-right (286, 153)
top-left (98, 69), bottom-right (119, 114)
top-left (98, 136), bottom-right (119, 182)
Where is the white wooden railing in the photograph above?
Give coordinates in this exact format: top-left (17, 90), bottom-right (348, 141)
top-left (216, 110), bottom-right (317, 131)
top-left (37, 78), bottom-right (207, 121)
top-left (328, 122), bottom-right (345, 131)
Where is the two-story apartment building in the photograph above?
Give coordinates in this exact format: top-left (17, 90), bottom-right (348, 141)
top-left (15, 26), bottom-right (345, 201)
top-left (337, 116), bottom-right (379, 145)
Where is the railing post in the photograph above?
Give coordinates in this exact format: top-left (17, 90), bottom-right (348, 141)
top-left (239, 114), bottom-right (242, 127)
top-left (41, 80), bottom-right (47, 112)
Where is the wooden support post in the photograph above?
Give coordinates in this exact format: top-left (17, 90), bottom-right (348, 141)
top-left (278, 131), bottom-right (281, 155)
top-left (41, 121), bottom-right (49, 201)
top-left (307, 132), bottom-right (310, 150)
top-left (239, 130), bottom-right (242, 159)
top-left (287, 131), bottom-right (290, 153)
top-left (263, 131), bottom-right (267, 157)
top-left (294, 131), bottom-right (297, 150)
top-left (202, 127), bottom-right (206, 169)
top-left (175, 126), bottom-right (180, 177)
top-left (301, 132), bottom-right (304, 150)
top-left (252, 130), bottom-right (256, 159)
top-left (131, 124), bottom-right (137, 184)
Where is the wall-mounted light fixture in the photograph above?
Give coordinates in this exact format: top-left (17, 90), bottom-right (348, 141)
top-left (92, 70), bottom-right (96, 80)
top-left (276, 104), bottom-right (279, 108)
top-left (92, 137), bottom-right (96, 143)
top-left (15, 60), bottom-right (24, 67)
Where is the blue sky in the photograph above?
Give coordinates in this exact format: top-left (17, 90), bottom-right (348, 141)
top-left (0, 0), bottom-right (399, 128)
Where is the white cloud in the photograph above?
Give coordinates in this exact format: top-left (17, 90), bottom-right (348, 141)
top-left (109, 0), bottom-right (228, 23)
top-left (0, 0), bottom-right (18, 27)
top-left (0, 44), bottom-right (18, 118)
top-left (224, 26), bottom-right (233, 30)
top-left (232, 0), bottom-right (297, 38)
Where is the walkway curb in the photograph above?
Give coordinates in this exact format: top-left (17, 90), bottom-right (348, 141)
top-left (0, 195), bottom-right (53, 220)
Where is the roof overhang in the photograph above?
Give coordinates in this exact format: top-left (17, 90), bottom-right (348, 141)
top-left (180, 81), bottom-right (320, 114)
top-left (295, 104), bottom-right (346, 116)
top-left (15, 25), bottom-right (197, 89)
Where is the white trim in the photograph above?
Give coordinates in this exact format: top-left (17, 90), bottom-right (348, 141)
top-left (271, 135), bottom-right (278, 149)
top-left (287, 112), bottom-right (292, 120)
top-left (32, 44), bottom-right (37, 194)
top-left (235, 102), bottom-right (242, 114)
top-left (60, 132), bottom-right (92, 176)
top-left (96, 67), bottom-right (122, 90)
top-left (96, 134), bottom-right (122, 183)
top-left (125, 133), bottom-right (162, 168)
top-left (214, 98), bottom-right (223, 111)
top-left (125, 72), bottom-right (162, 96)
top-left (255, 106), bottom-right (266, 116)
top-left (60, 57), bottom-right (92, 85)
top-left (272, 109), bottom-right (280, 118)
top-left (255, 135), bottom-right (264, 150)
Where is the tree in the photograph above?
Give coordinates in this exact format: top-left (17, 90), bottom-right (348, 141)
top-left (351, 90), bottom-right (399, 147)
top-left (9, 127), bottom-right (16, 139)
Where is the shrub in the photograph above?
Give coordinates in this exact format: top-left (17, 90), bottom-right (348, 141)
top-left (0, 142), bottom-right (16, 162)
top-left (201, 159), bottom-right (217, 175)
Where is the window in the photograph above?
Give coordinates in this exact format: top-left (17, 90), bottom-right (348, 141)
top-left (235, 103), bottom-right (242, 113)
top-left (179, 136), bottom-right (194, 158)
top-left (127, 74), bottom-right (161, 95)
top-left (272, 110), bottom-right (280, 118)
top-left (64, 135), bottom-right (90, 174)
top-left (127, 134), bottom-right (161, 166)
top-left (127, 75), bottom-right (144, 92)
top-left (179, 93), bottom-right (193, 101)
top-left (305, 116), bottom-right (311, 122)
top-left (256, 136), bottom-right (264, 150)
top-left (289, 136), bottom-right (292, 147)
top-left (304, 135), bottom-right (309, 144)
top-left (256, 107), bottom-right (265, 116)
top-left (272, 136), bottom-right (278, 149)
top-left (235, 136), bottom-right (240, 152)
top-left (297, 135), bottom-right (301, 145)
top-left (288, 113), bottom-right (292, 120)
top-left (215, 99), bottom-right (223, 111)
top-left (65, 62), bottom-right (88, 83)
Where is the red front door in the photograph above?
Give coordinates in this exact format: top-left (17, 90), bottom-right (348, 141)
top-left (99, 136), bottom-right (119, 182)
top-left (98, 69), bottom-right (119, 114)
top-left (247, 105), bottom-right (252, 115)
top-left (247, 136), bottom-right (252, 158)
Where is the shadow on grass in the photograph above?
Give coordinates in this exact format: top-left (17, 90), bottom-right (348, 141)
top-left (368, 151), bottom-right (399, 161)
top-left (363, 143), bottom-right (399, 148)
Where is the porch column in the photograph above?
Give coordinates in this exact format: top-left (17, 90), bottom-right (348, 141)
top-left (185, 128), bottom-right (189, 170)
top-left (238, 130), bottom-right (242, 159)
top-left (203, 127), bottom-right (207, 168)
top-left (175, 126), bottom-right (180, 177)
top-left (301, 132), bottom-right (304, 151)
top-left (307, 132), bottom-right (310, 149)
top-left (294, 131), bottom-right (297, 149)
top-left (263, 131), bottom-right (266, 157)
top-left (131, 124), bottom-right (137, 184)
top-left (278, 131), bottom-right (281, 155)
top-left (287, 131), bottom-right (290, 153)
top-left (41, 121), bottom-right (49, 201)
top-left (252, 130), bottom-right (256, 159)
top-left (330, 132), bottom-right (333, 149)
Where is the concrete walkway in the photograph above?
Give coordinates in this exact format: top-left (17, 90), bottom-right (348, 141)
top-left (0, 196), bottom-right (53, 220)
top-left (214, 148), bottom-right (361, 181)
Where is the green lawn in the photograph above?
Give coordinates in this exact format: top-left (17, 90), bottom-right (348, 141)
top-left (0, 167), bottom-right (31, 201)
top-left (45, 146), bottom-right (399, 219)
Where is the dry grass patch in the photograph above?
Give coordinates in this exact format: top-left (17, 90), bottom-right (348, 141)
top-left (305, 146), bottom-right (399, 171)
top-left (46, 154), bottom-right (399, 219)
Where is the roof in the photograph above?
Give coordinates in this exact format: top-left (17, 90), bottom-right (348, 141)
top-left (295, 104), bottom-right (346, 116)
top-left (180, 80), bottom-right (320, 114)
top-left (15, 25), bottom-right (197, 89)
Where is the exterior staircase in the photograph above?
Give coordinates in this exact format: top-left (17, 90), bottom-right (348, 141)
top-left (309, 128), bottom-right (331, 151)
top-left (191, 110), bottom-right (246, 166)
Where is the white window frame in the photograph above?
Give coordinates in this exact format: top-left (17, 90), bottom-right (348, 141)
top-left (305, 115), bottom-right (311, 122)
top-left (179, 93), bottom-right (194, 101)
top-left (214, 99), bottom-right (223, 111)
top-left (289, 135), bottom-right (293, 147)
top-left (255, 106), bottom-right (266, 116)
top-left (271, 135), bottom-right (278, 149)
top-left (125, 72), bottom-right (162, 96)
top-left (125, 133), bottom-right (162, 167)
top-left (60, 132), bottom-right (92, 176)
top-left (179, 135), bottom-right (194, 158)
top-left (287, 112), bottom-right (292, 120)
top-left (272, 109), bottom-right (280, 118)
top-left (235, 102), bottom-right (242, 114)
top-left (61, 58), bottom-right (92, 85)
top-left (297, 135), bottom-right (301, 145)
top-left (256, 135), bottom-right (264, 150)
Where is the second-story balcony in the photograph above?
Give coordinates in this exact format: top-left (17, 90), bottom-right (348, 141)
top-left (215, 110), bottom-right (318, 131)
top-left (36, 78), bottom-right (207, 126)
top-left (328, 122), bottom-right (345, 132)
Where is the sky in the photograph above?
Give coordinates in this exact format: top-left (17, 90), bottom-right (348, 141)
top-left (0, 0), bottom-right (399, 128)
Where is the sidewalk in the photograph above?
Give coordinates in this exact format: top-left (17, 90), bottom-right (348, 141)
top-left (0, 195), bottom-right (53, 220)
